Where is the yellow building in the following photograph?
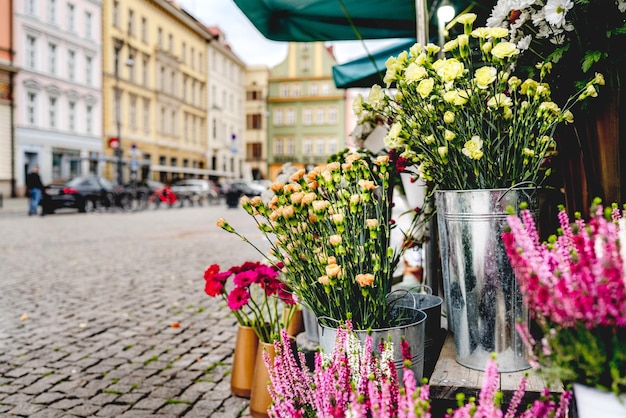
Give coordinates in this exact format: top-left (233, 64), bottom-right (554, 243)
top-left (102, 0), bottom-right (211, 185)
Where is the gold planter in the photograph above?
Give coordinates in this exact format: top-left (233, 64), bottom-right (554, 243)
top-left (249, 341), bottom-right (276, 418)
top-left (230, 325), bottom-right (259, 398)
top-left (285, 307), bottom-right (304, 337)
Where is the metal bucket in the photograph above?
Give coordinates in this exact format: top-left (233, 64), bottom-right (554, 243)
top-left (317, 306), bottom-right (426, 382)
top-left (301, 304), bottom-right (319, 344)
top-left (435, 187), bottom-right (536, 372)
top-left (387, 286), bottom-right (442, 369)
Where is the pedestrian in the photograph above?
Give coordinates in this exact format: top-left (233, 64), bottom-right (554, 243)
top-left (26, 165), bottom-right (45, 216)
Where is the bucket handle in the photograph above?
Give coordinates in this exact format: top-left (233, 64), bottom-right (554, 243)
top-left (317, 315), bottom-right (341, 338)
top-left (386, 285), bottom-right (432, 310)
top-left (496, 181), bottom-right (537, 204)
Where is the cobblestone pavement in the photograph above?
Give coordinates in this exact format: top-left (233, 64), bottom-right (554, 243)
top-left (0, 203), bottom-right (272, 417)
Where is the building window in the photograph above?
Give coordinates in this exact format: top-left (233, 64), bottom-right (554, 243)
top-left (84, 12), bottom-right (92, 39)
top-left (329, 107), bottom-right (337, 124)
top-left (198, 52), bottom-right (203, 72)
top-left (170, 70), bottom-right (176, 96)
top-left (48, 42), bottom-right (57, 74)
top-left (182, 42), bottom-right (186, 62)
top-left (190, 47), bottom-right (195, 69)
top-left (273, 109), bottom-right (283, 126)
top-left (212, 118), bottom-right (217, 139)
top-left (301, 58), bottom-right (310, 72)
top-left (328, 138), bottom-right (338, 155)
top-left (113, 0), bottom-right (119, 27)
top-left (25, 0), bottom-right (36, 15)
top-left (85, 55), bottom-right (92, 85)
top-left (67, 3), bottom-right (75, 31)
top-left (160, 107), bottom-right (165, 133)
top-left (246, 113), bottom-right (262, 130)
top-left (112, 87), bottom-right (119, 125)
top-left (316, 139), bottom-right (325, 155)
top-left (128, 51), bottom-right (135, 82)
top-left (170, 110), bottom-right (176, 134)
top-left (143, 98), bottom-right (150, 132)
top-left (275, 138), bottom-right (284, 156)
top-left (128, 9), bottom-right (134, 36)
top-left (293, 84), bottom-right (301, 97)
top-left (86, 105), bottom-right (93, 134)
top-left (160, 66), bottom-right (165, 91)
top-left (27, 92), bottom-right (37, 125)
top-left (303, 138), bottom-right (313, 155)
top-left (141, 17), bottom-right (147, 43)
top-left (286, 109), bottom-right (295, 125)
top-left (303, 108), bottom-right (312, 125)
top-left (286, 138), bottom-right (295, 156)
top-left (68, 101), bottom-right (75, 131)
top-left (47, 0), bottom-right (56, 23)
top-left (316, 108), bottom-right (324, 124)
top-left (321, 83), bottom-right (330, 95)
top-left (310, 83), bottom-right (318, 96)
top-left (142, 55), bottom-right (148, 86)
top-left (26, 35), bottom-right (37, 69)
top-left (49, 96), bottom-right (57, 128)
top-left (168, 33), bottom-right (173, 53)
top-left (170, 157), bottom-right (177, 167)
top-left (157, 27), bottom-right (163, 48)
top-left (129, 95), bottom-right (137, 129)
top-left (280, 84), bottom-right (289, 97)
top-left (247, 90), bottom-right (262, 100)
top-left (67, 50), bottom-right (75, 79)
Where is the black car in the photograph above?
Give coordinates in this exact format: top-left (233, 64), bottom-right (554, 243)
top-left (42, 176), bottom-right (132, 214)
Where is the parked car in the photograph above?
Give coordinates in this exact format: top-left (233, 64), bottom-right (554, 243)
top-left (41, 176), bottom-right (132, 214)
top-left (170, 179), bottom-right (219, 206)
top-left (223, 180), bottom-right (265, 198)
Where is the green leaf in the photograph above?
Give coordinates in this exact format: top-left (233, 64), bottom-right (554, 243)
top-left (581, 51), bottom-right (602, 73)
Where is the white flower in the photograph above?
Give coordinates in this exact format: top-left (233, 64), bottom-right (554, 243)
top-left (544, 0), bottom-right (574, 28)
top-left (517, 34), bottom-right (532, 51)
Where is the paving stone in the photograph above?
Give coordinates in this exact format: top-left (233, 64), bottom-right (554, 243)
top-left (132, 397), bottom-right (168, 410)
top-left (48, 398), bottom-right (84, 410)
top-left (32, 392), bottom-right (67, 404)
top-left (89, 392), bottom-right (120, 406)
top-left (28, 409), bottom-right (66, 418)
top-left (7, 403), bottom-right (45, 416)
top-left (94, 404), bottom-right (130, 417)
top-left (66, 402), bottom-right (100, 417)
top-left (157, 402), bottom-right (191, 416)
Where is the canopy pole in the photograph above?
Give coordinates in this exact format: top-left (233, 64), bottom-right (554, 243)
top-left (415, 0), bottom-right (428, 45)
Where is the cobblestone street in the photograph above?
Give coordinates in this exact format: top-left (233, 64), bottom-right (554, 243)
top-left (0, 204), bottom-right (270, 417)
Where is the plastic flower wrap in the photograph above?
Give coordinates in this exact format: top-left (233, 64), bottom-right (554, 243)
top-left (217, 151), bottom-right (400, 330)
top-left (354, 13), bottom-right (602, 193)
top-left (502, 199), bottom-right (626, 395)
top-left (203, 261), bottom-right (296, 343)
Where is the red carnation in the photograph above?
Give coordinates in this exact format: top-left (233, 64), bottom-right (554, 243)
top-left (227, 286), bottom-right (251, 310)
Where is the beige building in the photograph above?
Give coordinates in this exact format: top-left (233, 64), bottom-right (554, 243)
top-left (102, 0), bottom-right (213, 185)
top-left (243, 65), bottom-right (270, 180)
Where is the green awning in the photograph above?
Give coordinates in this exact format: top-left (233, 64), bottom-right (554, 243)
top-left (233, 0), bottom-right (419, 42)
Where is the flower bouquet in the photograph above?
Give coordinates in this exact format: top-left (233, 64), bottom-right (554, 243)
top-left (217, 151), bottom-right (401, 331)
top-left (203, 261), bottom-right (296, 343)
top-left (265, 322), bottom-right (571, 418)
top-left (354, 12), bottom-right (603, 194)
top-left (502, 199), bottom-right (626, 399)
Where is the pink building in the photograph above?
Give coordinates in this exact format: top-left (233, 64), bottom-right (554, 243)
top-left (13, 0), bottom-right (102, 195)
top-left (0, 0), bottom-right (18, 197)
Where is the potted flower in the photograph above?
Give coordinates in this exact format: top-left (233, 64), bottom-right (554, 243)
top-left (203, 261), bottom-right (296, 400)
top-left (217, 151), bottom-right (427, 381)
top-left (355, 12), bottom-right (603, 372)
top-left (502, 199), bottom-right (626, 416)
top-left (265, 322), bottom-right (571, 417)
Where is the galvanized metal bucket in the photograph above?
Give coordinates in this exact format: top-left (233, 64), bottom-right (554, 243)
top-left (317, 306), bottom-right (427, 382)
top-left (301, 304), bottom-right (319, 344)
top-left (435, 187), bottom-right (536, 372)
top-left (387, 286), bottom-right (443, 370)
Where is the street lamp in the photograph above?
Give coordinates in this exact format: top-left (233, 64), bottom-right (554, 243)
top-left (437, 0), bottom-right (455, 58)
top-left (113, 38), bottom-right (134, 186)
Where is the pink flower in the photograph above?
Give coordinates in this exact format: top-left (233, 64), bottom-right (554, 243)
top-left (227, 286), bottom-right (250, 310)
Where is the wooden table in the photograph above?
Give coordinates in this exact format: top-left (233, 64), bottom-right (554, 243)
top-left (427, 332), bottom-right (563, 415)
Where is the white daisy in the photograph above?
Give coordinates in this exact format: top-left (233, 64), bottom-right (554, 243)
top-left (544, 0), bottom-right (574, 28)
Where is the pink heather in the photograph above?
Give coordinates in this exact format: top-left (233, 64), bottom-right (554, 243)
top-left (503, 205), bottom-right (626, 329)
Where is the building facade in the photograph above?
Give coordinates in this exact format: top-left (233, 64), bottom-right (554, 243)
top-left (102, 0), bottom-right (214, 185)
top-left (206, 27), bottom-right (245, 182)
top-left (267, 42), bottom-right (346, 180)
top-left (13, 0), bottom-right (103, 195)
top-left (243, 65), bottom-right (270, 180)
top-left (0, 0), bottom-right (18, 197)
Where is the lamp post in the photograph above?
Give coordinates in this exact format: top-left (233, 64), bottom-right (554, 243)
top-left (437, 0), bottom-right (455, 58)
top-left (113, 38), bottom-right (134, 186)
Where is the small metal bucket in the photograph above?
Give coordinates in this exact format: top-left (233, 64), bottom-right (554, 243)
top-left (300, 304), bottom-right (319, 344)
top-left (317, 306), bottom-right (426, 382)
top-left (387, 286), bottom-right (442, 369)
top-left (436, 187), bottom-right (535, 372)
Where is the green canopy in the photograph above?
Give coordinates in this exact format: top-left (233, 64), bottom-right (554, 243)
top-left (332, 38), bottom-right (418, 88)
top-left (232, 0), bottom-right (419, 42)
